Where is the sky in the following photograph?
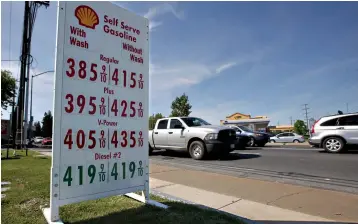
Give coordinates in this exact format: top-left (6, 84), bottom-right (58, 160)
top-left (1, 1), bottom-right (358, 126)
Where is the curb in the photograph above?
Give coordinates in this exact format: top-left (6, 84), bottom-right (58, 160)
top-left (150, 189), bottom-right (259, 224)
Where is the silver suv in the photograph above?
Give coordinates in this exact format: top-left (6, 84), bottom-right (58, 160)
top-left (309, 113), bottom-right (358, 153)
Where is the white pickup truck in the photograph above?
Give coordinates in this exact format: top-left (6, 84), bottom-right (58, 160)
top-left (149, 117), bottom-right (237, 160)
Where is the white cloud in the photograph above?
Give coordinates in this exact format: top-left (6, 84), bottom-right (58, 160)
top-left (144, 3), bottom-right (185, 31)
top-left (149, 21), bottom-right (163, 32)
top-left (149, 61), bottom-right (237, 96)
top-left (215, 62), bottom-right (237, 74)
top-left (144, 3), bottom-right (185, 20)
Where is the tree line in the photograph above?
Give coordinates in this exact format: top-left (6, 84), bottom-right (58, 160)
top-left (32, 110), bottom-right (53, 138)
top-left (149, 93), bottom-right (192, 129)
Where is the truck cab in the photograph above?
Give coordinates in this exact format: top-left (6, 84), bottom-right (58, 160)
top-left (149, 117), bottom-right (237, 160)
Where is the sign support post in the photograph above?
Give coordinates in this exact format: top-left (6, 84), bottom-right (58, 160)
top-left (43, 2), bottom-right (167, 223)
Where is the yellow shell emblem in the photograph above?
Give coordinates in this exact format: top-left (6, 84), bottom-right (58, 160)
top-left (75, 5), bottom-right (99, 29)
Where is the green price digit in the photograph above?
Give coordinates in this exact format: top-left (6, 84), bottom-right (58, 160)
top-left (78, 166), bottom-right (83, 185)
top-left (88, 165), bottom-right (96, 184)
top-left (111, 163), bottom-right (118, 180)
top-left (63, 166), bottom-right (73, 186)
top-left (122, 162), bottom-right (126, 179)
top-left (129, 161), bottom-right (136, 178)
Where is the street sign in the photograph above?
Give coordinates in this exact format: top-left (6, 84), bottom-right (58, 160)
top-left (43, 2), bottom-right (166, 223)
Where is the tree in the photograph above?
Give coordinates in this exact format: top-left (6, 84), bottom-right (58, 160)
top-left (34, 121), bottom-right (42, 137)
top-left (1, 70), bottom-right (16, 110)
top-left (169, 93), bottom-right (192, 117)
top-left (41, 110), bottom-right (53, 138)
top-left (294, 120), bottom-right (307, 135)
top-left (149, 113), bottom-right (164, 129)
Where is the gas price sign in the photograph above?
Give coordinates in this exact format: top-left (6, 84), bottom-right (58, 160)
top-left (47, 2), bottom-right (149, 219)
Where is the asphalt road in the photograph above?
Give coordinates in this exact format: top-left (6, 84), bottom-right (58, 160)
top-left (150, 146), bottom-right (358, 194)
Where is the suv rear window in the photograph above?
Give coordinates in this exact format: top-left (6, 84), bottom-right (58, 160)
top-left (338, 115), bottom-right (358, 126)
top-left (320, 118), bottom-right (338, 126)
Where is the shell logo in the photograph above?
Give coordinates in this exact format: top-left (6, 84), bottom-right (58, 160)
top-left (74, 5), bottom-right (99, 30)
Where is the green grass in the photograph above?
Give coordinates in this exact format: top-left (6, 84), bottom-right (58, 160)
top-left (1, 150), bottom-right (244, 224)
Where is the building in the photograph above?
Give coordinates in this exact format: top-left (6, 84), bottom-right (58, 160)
top-left (220, 112), bottom-right (270, 132)
top-left (268, 125), bottom-right (294, 133)
top-left (1, 119), bottom-right (11, 141)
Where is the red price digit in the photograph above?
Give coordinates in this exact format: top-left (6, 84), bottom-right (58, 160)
top-left (122, 70), bottom-right (127, 87)
top-left (121, 100), bottom-right (127, 117)
top-left (65, 94), bottom-right (74, 113)
top-left (130, 72), bottom-right (136, 88)
top-left (111, 99), bottom-right (118, 116)
top-left (77, 130), bottom-right (85, 149)
top-left (78, 61), bottom-right (87, 79)
top-left (112, 68), bottom-right (119, 85)
top-left (129, 101), bottom-right (135, 117)
top-left (88, 130), bottom-right (96, 149)
top-left (64, 129), bottom-right (73, 149)
top-left (90, 63), bottom-right (97, 81)
top-left (64, 129), bottom-right (96, 150)
top-left (121, 130), bottom-right (127, 147)
top-left (77, 95), bottom-right (86, 113)
top-left (66, 58), bottom-right (75, 77)
top-left (130, 131), bottom-right (136, 148)
top-left (111, 130), bottom-right (118, 148)
top-left (89, 96), bottom-right (96, 115)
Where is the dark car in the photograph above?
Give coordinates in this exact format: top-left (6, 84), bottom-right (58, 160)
top-left (235, 133), bottom-right (249, 150)
top-left (228, 125), bottom-right (270, 147)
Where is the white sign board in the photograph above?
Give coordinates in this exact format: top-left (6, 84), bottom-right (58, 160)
top-left (44, 2), bottom-right (154, 222)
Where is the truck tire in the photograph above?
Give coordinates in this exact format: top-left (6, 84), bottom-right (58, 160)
top-left (149, 144), bottom-right (154, 155)
top-left (247, 137), bottom-right (255, 147)
top-left (189, 141), bottom-right (206, 160)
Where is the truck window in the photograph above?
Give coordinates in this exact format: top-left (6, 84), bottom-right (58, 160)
top-left (157, 120), bottom-right (168, 129)
top-left (170, 119), bottom-right (183, 129)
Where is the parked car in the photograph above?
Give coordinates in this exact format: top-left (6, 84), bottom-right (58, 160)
top-left (33, 136), bottom-right (44, 144)
top-left (227, 125), bottom-right (270, 147)
top-left (42, 137), bottom-right (52, 145)
top-left (149, 117), bottom-right (237, 160)
top-left (309, 112), bottom-right (358, 153)
top-left (270, 132), bottom-right (305, 143)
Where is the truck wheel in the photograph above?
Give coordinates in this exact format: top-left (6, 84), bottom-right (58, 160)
top-left (189, 141), bottom-right (206, 160)
top-left (149, 144), bottom-right (154, 155)
top-left (323, 137), bottom-right (345, 153)
top-left (247, 137), bottom-right (255, 147)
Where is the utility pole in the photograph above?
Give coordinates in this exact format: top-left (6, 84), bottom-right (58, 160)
top-left (302, 104), bottom-right (310, 133)
top-left (15, 1), bottom-right (30, 149)
top-left (290, 116), bottom-right (293, 126)
top-left (13, 1), bottom-right (50, 151)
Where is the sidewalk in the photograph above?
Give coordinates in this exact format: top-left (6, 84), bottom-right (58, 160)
top-left (150, 163), bottom-right (358, 223)
top-left (150, 178), bottom-right (337, 224)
